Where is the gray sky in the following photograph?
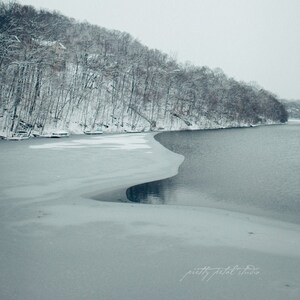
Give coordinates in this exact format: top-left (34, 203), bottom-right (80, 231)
top-left (16, 0), bottom-right (300, 99)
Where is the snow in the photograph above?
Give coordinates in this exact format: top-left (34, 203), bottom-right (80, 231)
top-left (30, 134), bottom-right (151, 150)
top-left (33, 38), bottom-right (66, 49)
top-left (0, 133), bottom-right (300, 300)
top-left (288, 118), bottom-right (300, 123)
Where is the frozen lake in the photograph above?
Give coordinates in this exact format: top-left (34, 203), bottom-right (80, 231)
top-left (1, 129), bottom-right (300, 300)
top-left (127, 123), bottom-right (300, 224)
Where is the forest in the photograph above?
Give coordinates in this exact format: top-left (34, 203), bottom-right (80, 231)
top-left (282, 100), bottom-right (300, 119)
top-left (0, 2), bottom-right (288, 136)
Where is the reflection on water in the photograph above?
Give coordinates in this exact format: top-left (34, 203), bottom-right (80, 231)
top-left (126, 179), bottom-right (172, 204)
top-left (126, 123), bottom-right (300, 224)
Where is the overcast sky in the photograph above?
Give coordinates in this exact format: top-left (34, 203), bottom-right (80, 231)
top-left (16, 0), bottom-right (300, 99)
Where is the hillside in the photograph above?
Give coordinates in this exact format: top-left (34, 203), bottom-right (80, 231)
top-left (0, 2), bottom-right (288, 135)
top-left (282, 100), bottom-right (300, 119)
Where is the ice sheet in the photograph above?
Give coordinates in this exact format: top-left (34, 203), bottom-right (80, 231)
top-left (0, 133), bottom-right (299, 300)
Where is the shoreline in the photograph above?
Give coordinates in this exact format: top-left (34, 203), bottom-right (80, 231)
top-left (0, 120), bottom-right (288, 141)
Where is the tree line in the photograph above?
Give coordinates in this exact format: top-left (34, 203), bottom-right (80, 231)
top-left (0, 2), bottom-right (288, 135)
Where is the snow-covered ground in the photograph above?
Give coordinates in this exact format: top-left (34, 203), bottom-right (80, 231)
top-left (288, 118), bottom-right (300, 123)
top-left (0, 133), bottom-right (300, 300)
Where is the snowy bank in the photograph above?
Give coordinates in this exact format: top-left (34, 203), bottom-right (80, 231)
top-left (0, 133), bottom-right (300, 300)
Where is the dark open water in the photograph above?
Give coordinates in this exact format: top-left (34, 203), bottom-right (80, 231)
top-left (127, 123), bottom-right (300, 224)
